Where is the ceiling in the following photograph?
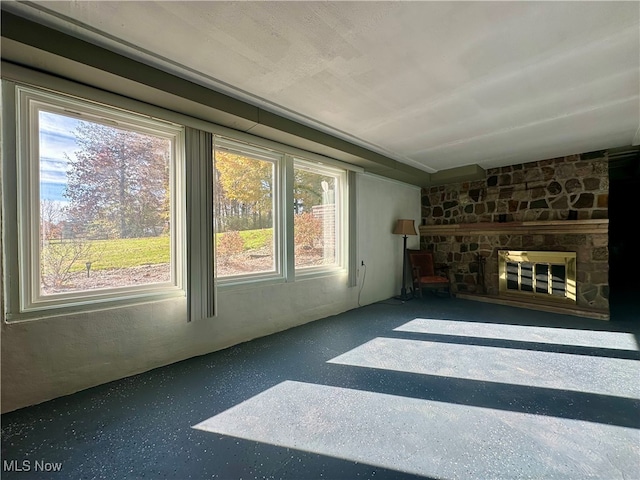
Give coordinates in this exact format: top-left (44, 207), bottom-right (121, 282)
top-left (3, 1), bottom-right (639, 174)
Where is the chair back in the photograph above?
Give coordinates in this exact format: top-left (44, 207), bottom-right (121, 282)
top-left (407, 250), bottom-right (436, 276)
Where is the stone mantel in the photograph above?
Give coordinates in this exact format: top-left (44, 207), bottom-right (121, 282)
top-left (419, 219), bottom-right (608, 237)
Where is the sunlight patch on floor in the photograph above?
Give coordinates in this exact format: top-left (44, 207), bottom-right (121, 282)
top-left (328, 337), bottom-right (640, 399)
top-left (193, 380), bottom-right (638, 480)
top-left (394, 318), bottom-right (638, 351)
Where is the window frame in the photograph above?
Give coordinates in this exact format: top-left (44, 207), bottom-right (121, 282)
top-left (212, 138), bottom-right (349, 287)
top-left (13, 85), bottom-right (186, 314)
top-left (213, 136), bottom-right (285, 285)
top-left (292, 158), bottom-right (348, 277)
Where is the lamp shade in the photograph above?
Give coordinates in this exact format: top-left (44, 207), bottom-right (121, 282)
top-left (393, 219), bottom-right (417, 236)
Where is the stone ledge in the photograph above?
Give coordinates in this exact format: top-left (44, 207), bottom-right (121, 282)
top-left (455, 292), bottom-right (610, 320)
top-left (419, 219), bottom-right (608, 236)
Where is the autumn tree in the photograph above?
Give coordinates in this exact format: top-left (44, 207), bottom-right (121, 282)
top-left (213, 150), bottom-right (336, 241)
top-left (214, 151), bottom-right (273, 231)
top-left (65, 121), bottom-right (170, 239)
top-left (293, 168), bottom-right (334, 214)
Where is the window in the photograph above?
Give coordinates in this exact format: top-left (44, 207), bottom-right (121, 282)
top-left (212, 142), bottom-right (348, 284)
top-left (3, 79), bottom-right (353, 320)
top-left (16, 86), bottom-right (185, 312)
top-left (214, 139), bottom-right (281, 280)
top-left (293, 160), bottom-right (345, 271)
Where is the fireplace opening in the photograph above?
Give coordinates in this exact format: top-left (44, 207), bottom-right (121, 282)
top-left (499, 251), bottom-right (576, 303)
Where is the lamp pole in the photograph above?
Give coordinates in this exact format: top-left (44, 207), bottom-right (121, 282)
top-left (393, 218), bottom-right (417, 301)
top-left (400, 233), bottom-right (409, 298)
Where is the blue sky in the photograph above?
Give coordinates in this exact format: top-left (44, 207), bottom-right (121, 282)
top-left (39, 111), bottom-right (79, 202)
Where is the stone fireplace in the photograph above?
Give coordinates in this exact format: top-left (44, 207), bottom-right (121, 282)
top-left (419, 152), bottom-right (609, 319)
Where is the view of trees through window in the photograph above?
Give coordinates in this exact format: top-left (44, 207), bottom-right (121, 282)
top-left (214, 149), bottom-right (341, 278)
top-left (38, 110), bottom-right (173, 295)
top-left (214, 150), bottom-right (276, 277)
top-left (19, 88), bottom-right (346, 314)
top-left (37, 108), bottom-right (344, 294)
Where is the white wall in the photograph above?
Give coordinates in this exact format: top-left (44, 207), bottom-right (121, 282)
top-left (1, 173), bottom-right (420, 413)
top-left (357, 174), bottom-right (421, 305)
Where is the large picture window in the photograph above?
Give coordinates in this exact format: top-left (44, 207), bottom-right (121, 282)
top-left (16, 86), bottom-right (185, 312)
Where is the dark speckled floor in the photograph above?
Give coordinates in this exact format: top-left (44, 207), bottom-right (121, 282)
top-left (2, 296), bottom-right (639, 480)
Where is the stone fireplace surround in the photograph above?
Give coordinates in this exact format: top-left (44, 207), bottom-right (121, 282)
top-left (419, 152), bottom-right (609, 319)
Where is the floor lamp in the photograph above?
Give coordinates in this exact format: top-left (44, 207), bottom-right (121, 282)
top-left (393, 219), bottom-right (417, 301)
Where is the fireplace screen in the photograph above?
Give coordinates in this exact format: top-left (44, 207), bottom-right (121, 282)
top-left (499, 251), bottom-right (576, 303)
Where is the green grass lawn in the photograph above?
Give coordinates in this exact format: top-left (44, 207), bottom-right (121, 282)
top-left (237, 228), bottom-right (272, 250)
top-left (45, 228), bottom-right (273, 272)
top-left (61, 236), bottom-right (172, 272)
